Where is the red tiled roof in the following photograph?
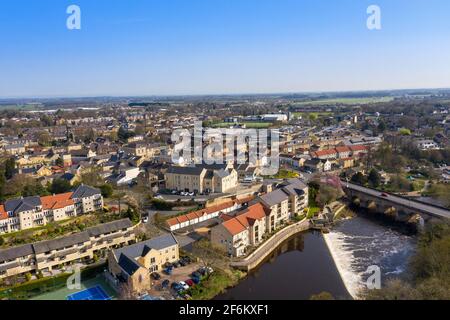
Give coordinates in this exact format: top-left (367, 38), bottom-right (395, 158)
top-left (311, 149), bottom-right (337, 158)
top-left (222, 219), bottom-right (247, 236)
top-left (40, 192), bottom-right (74, 210)
top-left (335, 146), bottom-right (351, 153)
top-left (0, 205), bottom-right (7, 220)
top-left (222, 203), bottom-right (266, 235)
top-left (349, 145), bottom-right (368, 152)
top-left (166, 197), bottom-right (254, 228)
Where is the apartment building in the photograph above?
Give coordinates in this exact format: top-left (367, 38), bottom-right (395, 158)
top-left (211, 178), bottom-right (308, 257)
top-left (0, 219), bottom-right (135, 280)
top-left (211, 203), bottom-right (267, 257)
top-left (108, 234), bottom-right (179, 294)
top-left (165, 163), bottom-right (238, 194)
top-left (0, 184), bottom-right (103, 234)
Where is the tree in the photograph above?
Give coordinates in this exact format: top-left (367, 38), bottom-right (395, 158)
top-left (80, 168), bottom-right (103, 187)
top-left (4, 158), bottom-right (16, 180)
top-left (368, 169), bottom-right (382, 188)
top-left (49, 178), bottom-right (72, 194)
top-left (55, 157), bottom-right (64, 167)
top-left (316, 184), bottom-right (342, 207)
top-left (351, 172), bottom-right (367, 186)
top-left (191, 239), bottom-right (227, 269)
top-left (124, 207), bottom-right (140, 224)
top-left (377, 121), bottom-right (386, 133)
top-left (37, 131), bottom-right (51, 146)
top-left (100, 184), bottom-right (114, 198)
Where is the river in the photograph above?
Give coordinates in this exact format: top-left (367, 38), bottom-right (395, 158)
top-left (215, 215), bottom-right (416, 300)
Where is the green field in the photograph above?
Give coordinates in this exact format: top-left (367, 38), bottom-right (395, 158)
top-left (293, 97), bottom-right (394, 106)
top-left (210, 122), bottom-right (272, 129)
top-left (0, 104), bottom-right (44, 111)
top-left (292, 112), bottom-right (333, 119)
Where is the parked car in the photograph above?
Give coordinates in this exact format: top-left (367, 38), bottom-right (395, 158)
top-left (185, 279), bottom-right (195, 287)
top-left (191, 271), bottom-right (202, 279)
top-left (173, 261), bottom-right (181, 268)
top-left (164, 267), bottom-right (173, 275)
top-left (181, 256), bottom-right (192, 264)
top-left (179, 260), bottom-right (187, 267)
top-left (162, 280), bottom-right (170, 288)
top-left (191, 277), bottom-right (200, 284)
top-left (151, 272), bottom-right (161, 280)
top-left (178, 281), bottom-right (189, 291)
top-left (198, 266), bottom-right (214, 275)
top-left (142, 216), bottom-right (149, 223)
top-left (171, 282), bottom-right (181, 291)
top-left (381, 193), bottom-right (389, 197)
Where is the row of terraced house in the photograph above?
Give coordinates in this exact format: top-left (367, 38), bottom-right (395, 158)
top-left (0, 185), bottom-right (103, 234)
top-left (0, 219), bottom-right (136, 280)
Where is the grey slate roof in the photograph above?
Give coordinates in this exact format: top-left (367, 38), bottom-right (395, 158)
top-left (4, 196), bottom-right (42, 215)
top-left (280, 179), bottom-right (307, 196)
top-left (0, 219), bottom-right (134, 262)
top-left (167, 166), bottom-right (205, 176)
top-left (71, 184), bottom-right (101, 199)
top-left (33, 232), bottom-right (90, 254)
top-left (260, 189), bottom-right (289, 207)
top-left (118, 253), bottom-right (141, 276)
top-left (87, 219), bottom-right (132, 237)
top-left (0, 244), bottom-right (34, 263)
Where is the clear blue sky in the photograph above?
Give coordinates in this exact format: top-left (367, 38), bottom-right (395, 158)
top-left (1, 0), bottom-right (449, 98)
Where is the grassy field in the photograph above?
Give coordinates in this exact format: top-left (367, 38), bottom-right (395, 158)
top-left (210, 122), bottom-right (272, 129)
top-left (293, 97), bottom-right (394, 106)
top-left (264, 169), bottom-right (299, 179)
top-left (0, 104), bottom-right (44, 111)
top-left (292, 112), bottom-right (333, 119)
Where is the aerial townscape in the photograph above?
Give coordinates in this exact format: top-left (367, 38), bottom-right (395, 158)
top-left (0, 91), bottom-right (449, 301)
top-left (1, 0), bottom-right (449, 310)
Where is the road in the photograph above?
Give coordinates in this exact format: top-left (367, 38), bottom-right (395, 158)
top-left (343, 182), bottom-right (450, 219)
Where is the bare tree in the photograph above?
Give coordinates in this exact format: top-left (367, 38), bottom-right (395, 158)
top-left (191, 239), bottom-right (228, 269)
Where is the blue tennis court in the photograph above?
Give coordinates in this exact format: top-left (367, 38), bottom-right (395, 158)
top-left (67, 285), bottom-right (111, 300)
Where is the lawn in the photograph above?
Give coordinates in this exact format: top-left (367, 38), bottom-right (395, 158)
top-left (264, 169), bottom-right (300, 179)
top-left (292, 112), bottom-right (333, 119)
top-left (307, 207), bottom-right (321, 219)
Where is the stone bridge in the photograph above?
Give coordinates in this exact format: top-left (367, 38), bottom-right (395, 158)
top-left (342, 181), bottom-right (450, 230)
